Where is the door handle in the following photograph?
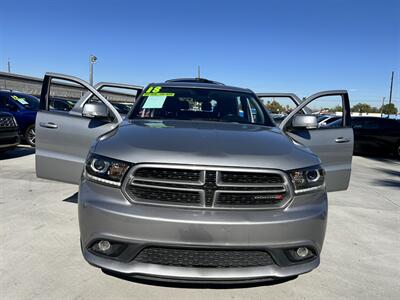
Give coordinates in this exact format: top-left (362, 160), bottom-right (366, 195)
top-left (39, 122), bottom-right (58, 129)
top-left (335, 137), bottom-right (350, 143)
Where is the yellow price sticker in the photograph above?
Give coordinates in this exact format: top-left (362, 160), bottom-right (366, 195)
top-left (143, 92), bottom-right (175, 97)
top-left (144, 86), bottom-right (175, 97)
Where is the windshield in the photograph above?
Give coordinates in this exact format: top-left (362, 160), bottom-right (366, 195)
top-left (130, 86), bottom-right (273, 126)
top-left (10, 93), bottom-right (40, 110)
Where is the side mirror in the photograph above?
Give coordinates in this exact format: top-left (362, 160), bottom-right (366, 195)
top-left (292, 115), bottom-right (318, 129)
top-left (82, 102), bottom-right (109, 119)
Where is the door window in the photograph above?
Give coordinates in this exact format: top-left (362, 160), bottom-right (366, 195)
top-left (302, 95), bottom-right (344, 129)
top-left (47, 78), bottom-right (85, 112)
top-left (362, 119), bottom-right (379, 129)
top-left (351, 118), bottom-right (364, 129)
top-left (378, 118), bottom-right (398, 130)
top-left (257, 95), bottom-right (301, 125)
top-left (261, 96), bottom-right (298, 115)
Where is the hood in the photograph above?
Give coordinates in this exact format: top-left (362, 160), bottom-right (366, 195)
top-left (94, 119), bottom-right (320, 170)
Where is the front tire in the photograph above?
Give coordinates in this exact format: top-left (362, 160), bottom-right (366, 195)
top-left (25, 124), bottom-right (36, 147)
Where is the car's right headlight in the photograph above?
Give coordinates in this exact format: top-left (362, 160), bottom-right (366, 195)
top-left (84, 153), bottom-right (132, 187)
top-left (288, 166), bottom-right (325, 194)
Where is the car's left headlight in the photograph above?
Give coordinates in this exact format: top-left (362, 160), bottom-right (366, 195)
top-left (84, 153), bottom-right (132, 187)
top-left (288, 166), bottom-right (325, 194)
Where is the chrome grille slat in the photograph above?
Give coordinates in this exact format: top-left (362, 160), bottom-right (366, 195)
top-left (0, 116), bottom-right (16, 128)
top-left (122, 164), bottom-right (293, 210)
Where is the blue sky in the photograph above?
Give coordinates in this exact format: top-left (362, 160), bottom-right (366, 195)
top-left (1, 0), bottom-right (399, 107)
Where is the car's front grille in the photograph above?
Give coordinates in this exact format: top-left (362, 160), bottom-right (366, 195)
top-left (134, 168), bottom-right (202, 182)
top-left (123, 164), bottom-right (292, 209)
top-left (215, 192), bottom-right (284, 207)
top-left (219, 171), bottom-right (283, 185)
top-left (134, 247), bottom-right (275, 268)
top-left (0, 116), bottom-right (16, 128)
top-left (127, 185), bottom-right (202, 206)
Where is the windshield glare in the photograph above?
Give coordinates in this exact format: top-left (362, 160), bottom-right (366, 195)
top-left (130, 87), bottom-right (273, 126)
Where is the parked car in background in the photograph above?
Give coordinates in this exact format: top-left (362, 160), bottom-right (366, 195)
top-left (328, 116), bottom-right (400, 157)
top-left (0, 90), bottom-right (39, 146)
top-left (318, 115), bottom-right (341, 127)
top-left (352, 117), bottom-right (400, 157)
top-left (0, 112), bottom-right (19, 153)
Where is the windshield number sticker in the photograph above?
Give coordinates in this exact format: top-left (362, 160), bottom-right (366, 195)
top-left (11, 95), bottom-right (28, 105)
top-left (143, 86), bottom-right (175, 97)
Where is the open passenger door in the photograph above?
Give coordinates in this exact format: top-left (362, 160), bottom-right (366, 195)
top-left (35, 73), bottom-right (143, 184)
top-left (277, 90), bottom-right (353, 192)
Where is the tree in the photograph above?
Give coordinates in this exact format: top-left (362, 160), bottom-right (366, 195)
top-left (351, 103), bottom-right (372, 113)
top-left (370, 106), bottom-right (380, 113)
top-left (265, 100), bottom-right (284, 113)
top-left (381, 103), bottom-right (398, 115)
top-left (329, 105), bottom-right (342, 113)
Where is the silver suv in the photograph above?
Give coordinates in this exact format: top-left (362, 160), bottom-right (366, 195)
top-left (35, 74), bottom-right (353, 283)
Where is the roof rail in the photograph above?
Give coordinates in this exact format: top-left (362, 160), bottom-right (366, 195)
top-left (165, 78), bottom-right (225, 85)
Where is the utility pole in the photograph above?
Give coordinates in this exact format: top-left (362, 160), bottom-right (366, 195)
top-left (197, 65), bottom-right (201, 79)
top-left (7, 58), bottom-right (11, 73)
top-left (388, 71), bottom-right (394, 105)
top-left (380, 97), bottom-right (385, 117)
top-left (89, 54), bottom-right (97, 85)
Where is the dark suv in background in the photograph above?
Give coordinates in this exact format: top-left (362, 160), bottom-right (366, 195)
top-left (0, 112), bottom-right (19, 153)
top-left (328, 116), bottom-right (400, 157)
top-left (0, 90), bottom-right (40, 146)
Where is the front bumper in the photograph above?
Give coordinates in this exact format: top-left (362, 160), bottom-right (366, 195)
top-left (79, 179), bottom-right (328, 281)
top-left (0, 129), bottom-right (20, 150)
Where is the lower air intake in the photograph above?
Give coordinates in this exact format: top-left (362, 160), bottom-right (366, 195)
top-left (134, 247), bottom-right (274, 268)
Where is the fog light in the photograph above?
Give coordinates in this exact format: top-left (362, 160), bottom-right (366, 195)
top-left (98, 240), bottom-right (111, 252)
top-left (286, 246), bottom-right (315, 262)
top-left (90, 240), bottom-right (127, 257)
top-left (296, 247), bottom-right (309, 257)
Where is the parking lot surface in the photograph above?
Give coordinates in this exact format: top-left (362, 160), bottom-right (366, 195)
top-left (1, 147), bottom-right (399, 300)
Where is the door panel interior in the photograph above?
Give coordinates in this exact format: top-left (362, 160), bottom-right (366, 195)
top-left (36, 111), bottom-right (118, 184)
top-left (36, 73), bottom-right (122, 184)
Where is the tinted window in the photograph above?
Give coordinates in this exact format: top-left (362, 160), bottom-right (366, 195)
top-left (353, 118), bottom-right (379, 129)
top-left (49, 98), bottom-right (75, 111)
top-left (130, 86), bottom-right (273, 126)
top-left (378, 118), bottom-right (399, 129)
top-left (0, 94), bottom-right (9, 108)
top-left (351, 118), bottom-right (365, 128)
